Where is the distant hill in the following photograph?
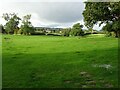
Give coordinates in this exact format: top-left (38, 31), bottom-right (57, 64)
top-left (35, 27), bottom-right (63, 31)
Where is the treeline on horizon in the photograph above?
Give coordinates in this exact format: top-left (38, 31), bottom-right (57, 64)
top-left (0, 13), bottom-right (102, 37)
top-left (0, 2), bottom-right (120, 38)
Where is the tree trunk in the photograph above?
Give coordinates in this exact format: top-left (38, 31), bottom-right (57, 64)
top-left (91, 29), bottom-right (93, 34)
top-left (14, 30), bottom-right (16, 35)
top-left (7, 31), bottom-right (10, 34)
top-left (117, 30), bottom-right (120, 38)
top-left (114, 31), bottom-right (120, 38)
top-left (115, 31), bottom-right (118, 38)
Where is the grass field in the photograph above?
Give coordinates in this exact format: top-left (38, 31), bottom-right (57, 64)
top-left (2, 35), bottom-right (118, 88)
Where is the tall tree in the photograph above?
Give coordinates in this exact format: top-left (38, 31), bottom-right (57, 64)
top-left (20, 15), bottom-right (35, 35)
top-left (83, 2), bottom-right (120, 37)
top-left (2, 13), bottom-right (21, 34)
top-left (70, 23), bottom-right (84, 36)
top-left (0, 24), bottom-right (4, 33)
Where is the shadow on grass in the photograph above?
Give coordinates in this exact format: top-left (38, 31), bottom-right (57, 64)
top-left (2, 47), bottom-right (118, 88)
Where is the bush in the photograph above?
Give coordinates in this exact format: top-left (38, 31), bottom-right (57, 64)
top-left (61, 28), bottom-right (71, 37)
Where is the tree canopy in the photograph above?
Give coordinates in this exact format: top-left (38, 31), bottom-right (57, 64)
top-left (2, 13), bottom-right (35, 35)
top-left (71, 23), bottom-right (84, 36)
top-left (20, 15), bottom-right (35, 35)
top-left (83, 2), bottom-right (120, 37)
top-left (2, 13), bottom-right (21, 34)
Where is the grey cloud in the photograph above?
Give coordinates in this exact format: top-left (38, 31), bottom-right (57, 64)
top-left (3, 2), bottom-right (102, 29)
top-left (5, 2), bottom-right (85, 23)
top-left (37, 2), bottom-right (85, 23)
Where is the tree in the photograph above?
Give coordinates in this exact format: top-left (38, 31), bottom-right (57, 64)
top-left (2, 13), bottom-right (21, 34)
top-left (0, 24), bottom-right (6, 33)
top-left (83, 2), bottom-right (120, 37)
top-left (20, 15), bottom-right (35, 35)
top-left (88, 28), bottom-right (93, 34)
top-left (112, 20), bottom-right (120, 37)
top-left (102, 21), bottom-right (120, 37)
top-left (70, 23), bottom-right (84, 36)
top-left (62, 28), bottom-right (71, 37)
top-left (102, 22), bottom-right (113, 37)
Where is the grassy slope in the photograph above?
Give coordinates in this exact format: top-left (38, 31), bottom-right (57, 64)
top-left (2, 35), bottom-right (118, 88)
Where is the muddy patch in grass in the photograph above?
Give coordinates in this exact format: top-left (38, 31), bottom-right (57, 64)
top-left (63, 80), bottom-right (73, 84)
top-left (29, 72), bottom-right (41, 82)
top-left (104, 83), bottom-right (114, 88)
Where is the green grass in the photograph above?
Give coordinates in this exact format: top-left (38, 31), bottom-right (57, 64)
top-left (2, 34), bottom-right (118, 88)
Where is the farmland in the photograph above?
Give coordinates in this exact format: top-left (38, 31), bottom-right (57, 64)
top-left (2, 35), bottom-right (118, 88)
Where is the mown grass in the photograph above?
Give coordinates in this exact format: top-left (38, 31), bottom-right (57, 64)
top-left (2, 34), bottom-right (118, 88)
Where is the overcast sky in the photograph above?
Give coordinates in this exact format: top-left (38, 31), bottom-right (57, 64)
top-left (0, 0), bottom-right (104, 30)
